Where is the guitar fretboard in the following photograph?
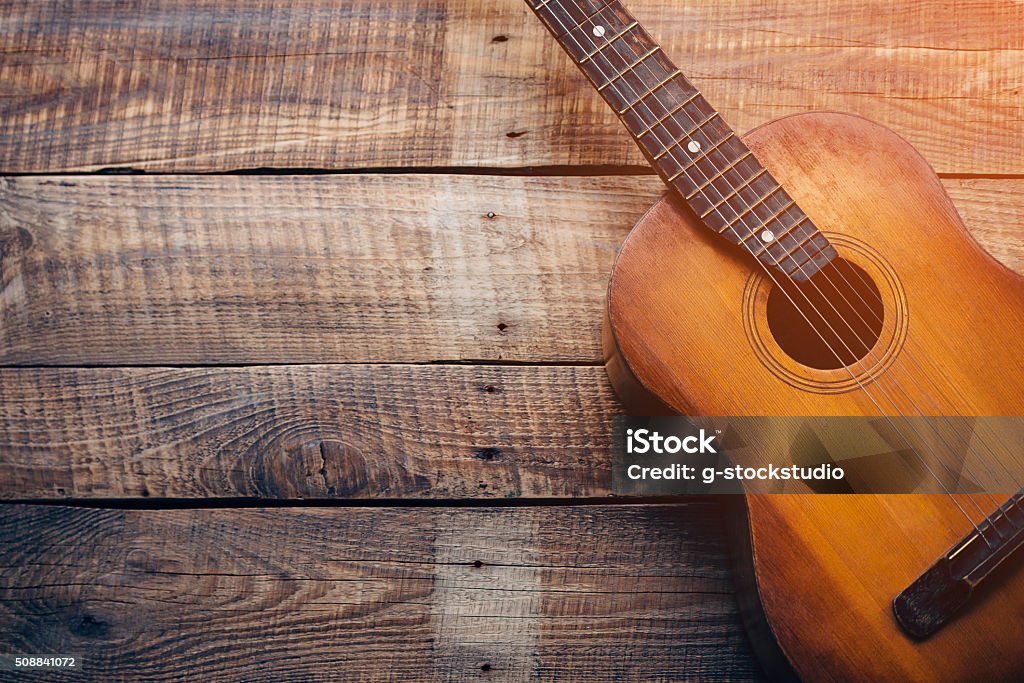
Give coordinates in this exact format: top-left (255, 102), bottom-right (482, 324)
top-left (528, 0), bottom-right (837, 280)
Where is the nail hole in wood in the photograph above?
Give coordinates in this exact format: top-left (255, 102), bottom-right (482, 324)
top-left (474, 447), bottom-right (502, 461)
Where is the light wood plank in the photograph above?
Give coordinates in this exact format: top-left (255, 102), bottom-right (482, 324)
top-left (945, 178), bottom-right (1024, 273)
top-left (1, 175), bottom-right (1021, 366)
top-left (0, 503), bottom-right (763, 681)
top-left (0, 1), bottom-right (1022, 173)
top-left (0, 174), bottom-right (649, 365)
top-left (0, 365), bottom-right (619, 500)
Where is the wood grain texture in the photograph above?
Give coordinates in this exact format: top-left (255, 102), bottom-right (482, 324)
top-left (0, 174), bottom-right (645, 365)
top-left (1, 0), bottom-right (1022, 174)
top-left (945, 178), bottom-right (1024, 273)
top-left (3, 2), bottom-right (1020, 680)
top-left (0, 365), bottom-right (619, 500)
top-left (1, 174), bottom-right (1021, 366)
top-left (0, 503), bottom-right (763, 682)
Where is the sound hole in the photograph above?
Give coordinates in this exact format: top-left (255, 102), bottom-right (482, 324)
top-left (766, 258), bottom-right (884, 370)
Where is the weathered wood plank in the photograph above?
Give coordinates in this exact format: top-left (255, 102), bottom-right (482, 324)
top-left (0, 503), bottom-right (763, 682)
top-left (945, 178), bottom-right (1024, 273)
top-left (0, 365), bottom-right (619, 500)
top-left (0, 174), bottom-right (647, 365)
top-left (1, 175), bottom-right (1021, 366)
top-left (0, 1), bottom-right (1022, 174)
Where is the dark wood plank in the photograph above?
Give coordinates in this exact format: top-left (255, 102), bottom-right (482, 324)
top-left (0, 503), bottom-right (763, 681)
top-left (0, 365), bottom-right (619, 500)
top-left (0, 1), bottom-right (1022, 174)
top-left (1, 175), bottom-right (1020, 366)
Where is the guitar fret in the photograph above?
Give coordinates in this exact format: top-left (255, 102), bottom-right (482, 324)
top-left (653, 112), bottom-right (719, 160)
top-left (637, 91), bottom-right (700, 139)
top-left (769, 216), bottom-right (811, 251)
top-left (782, 230), bottom-right (825, 263)
top-left (751, 216), bottom-right (813, 258)
top-left (682, 151), bottom-right (752, 197)
top-left (666, 132), bottom-right (735, 182)
top-left (780, 225), bottom-right (828, 269)
top-left (744, 197), bottom-right (796, 242)
top-left (616, 68), bottom-right (680, 114)
top-left (774, 209), bottom-right (813, 241)
top-left (574, 1), bottom-right (617, 35)
top-left (581, 21), bottom-right (639, 64)
top-left (766, 203), bottom-right (812, 245)
top-left (536, 0), bottom-right (606, 36)
top-left (736, 201), bottom-right (801, 254)
top-left (597, 46), bottom-right (661, 91)
top-left (720, 188), bottom-right (789, 237)
top-left (699, 169), bottom-right (770, 219)
top-left (784, 238), bottom-right (833, 273)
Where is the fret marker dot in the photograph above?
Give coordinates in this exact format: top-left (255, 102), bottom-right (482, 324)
top-left (592, 25), bottom-right (606, 38)
top-left (686, 140), bottom-right (701, 154)
top-left (761, 230), bottom-right (776, 243)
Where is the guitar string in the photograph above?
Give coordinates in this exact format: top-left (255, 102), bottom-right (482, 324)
top-left (557, 2), bottom-right (1020, 539)
top-left (797, 257), bottom-right (1018, 530)
top-left (565, 1), bottom-right (1022, 539)
top-left (535, 0), bottom-right (996, 540)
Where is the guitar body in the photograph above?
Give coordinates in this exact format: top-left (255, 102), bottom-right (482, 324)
top-left (604, 112), bottom-right (1024, 681)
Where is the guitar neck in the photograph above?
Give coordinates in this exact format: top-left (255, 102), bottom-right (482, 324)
top-left (527, 0), bottom-right (837, 280)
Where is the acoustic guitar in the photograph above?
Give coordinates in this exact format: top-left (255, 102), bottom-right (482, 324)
top-left (525, 1), bottom-right (1024, 680)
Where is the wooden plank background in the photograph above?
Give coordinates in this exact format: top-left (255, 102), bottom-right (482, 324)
top-left (2, 0), bottom-right (1023, 680)
top-left (0, 365), bottom-right (619, 500)
top-left (1, 1), bottom-right (1023, 174)
top-left (0, 177), bottom-right (1021, 502)
top-left (0, 504), bottom-right (762, 682)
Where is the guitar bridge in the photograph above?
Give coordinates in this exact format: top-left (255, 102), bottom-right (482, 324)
top-left (893, 491), bottom-right (1024, 639)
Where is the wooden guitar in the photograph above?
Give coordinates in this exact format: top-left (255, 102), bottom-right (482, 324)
top-left (526, 1), bottom-right (1024, 680)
